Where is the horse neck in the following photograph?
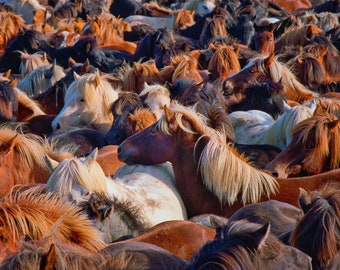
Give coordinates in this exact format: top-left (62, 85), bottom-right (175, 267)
top-left (170, 136), bottom-right (239, 218)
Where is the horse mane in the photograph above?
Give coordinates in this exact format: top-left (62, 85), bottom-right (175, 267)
top-left (170, 55), bottom-right (203, 83)
top-left (289, 183), bottom-right (340, 268)
top-left (140, 83), bottom-right (170, 99)
top-left (19, 51), bottom-right (49, 77)
top-left (110, 91), bottom-right (143, 115)
top-left (183, 0), bottom-right (214, 12)
top-left (46, 155), bottom-right (110, 199)
top-left (290, 110), bottom-right (340, 169)
top-left (287, 53), bottom-right (326, 88)
top-left (0, 236), bottom-right (106, 270)
top-left (0, 185), bottom-right (106, 251)
top-left (17, 63), bottom-right (66, 97)
top-left (0, 11), bottom-right (26, 51)
top-left (14, 88), bottom-right (46, 120)
top-left (158, 103), bottom-right (278, 205)
top-left (143, 1), bottom-right (173, 17)
top-left (129, 108), bottom-right (157, 133)
top-left (189, 220), bottom-right (275, 270)
top-left (250, 54), bottom-right (319, 102)
top-left (172, 9), bottom-right (195, 31)
top-left (208, 45), bottom-right (241, 80)
top-left (66, 73), bottom-right (118, 120)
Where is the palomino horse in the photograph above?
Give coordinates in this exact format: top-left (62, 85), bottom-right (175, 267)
top-left (222, 53), bottom-right (319, 104)
top-left (188, 220), bottom-right (312, 269)
top-left (288, 183), bottom-right (340, 269)
top-left (0, 185), bottom-right (106, 262)
top-left (118, 103), bottom-right (340, 218)
top-left (45, 148), bottom-right (187, 242)
top-left (0, 127), bottom-right (73, 197)
top-left (228, 99), bottom-right (316, 150)
top-left (51, 73), bottom-right (120, 135)
top-left (266, 107), bottom-right (340, 177)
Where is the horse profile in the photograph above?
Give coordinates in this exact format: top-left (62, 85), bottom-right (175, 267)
top-left (118, 103), bottom-right (340, 218)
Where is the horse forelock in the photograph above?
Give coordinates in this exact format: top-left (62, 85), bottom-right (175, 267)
top-left (46, 157), bottom-right (109, 198)
top-left (292, 113), bottom-right (340, 168)
top-left (290, 186), bottom-right (340, 267)
top-left (112, 92), bottom-right (142, 115)
top-left (208, 46), bottom-right (241, 77)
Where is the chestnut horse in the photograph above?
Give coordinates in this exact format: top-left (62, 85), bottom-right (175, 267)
top-left (0, 185), bottom-right (106, 262)
top-left (118, 103), bottom-right (340, 218)
top-left (266, 107), bottom-right (340, 177)
top-left (222, 53), bottom-right (319, 104)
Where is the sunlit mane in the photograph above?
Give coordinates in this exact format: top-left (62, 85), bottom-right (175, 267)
top-left (249, 55), bottom-right (319, 102)
top-left (291, 111), bottom-right (340, 169)
top-left (19, 51), bottom-right (49, 78)
top-left (158, 103), bottom-right (278, 205)
top-left (140, 83), bottom-right (170, 98)
top-left (46, 157), bottom-right (109, 199)
top-left (0, 185), bottom-right (106, 251)
top-left (17, 63), bottom-right (66, 97)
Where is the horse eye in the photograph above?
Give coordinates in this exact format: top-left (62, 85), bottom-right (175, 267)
top-left (249, 69), bottom-right (255, 73)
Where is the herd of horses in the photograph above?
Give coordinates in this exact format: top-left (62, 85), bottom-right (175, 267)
top-left (0, 0), bottom-right (339, 269)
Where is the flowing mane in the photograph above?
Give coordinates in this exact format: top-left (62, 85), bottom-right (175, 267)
top-left (19, 51), bottom-right (49, 78)
top-left (290, 111), bottom-right (340, 169)
top-left (157, 103), bottom-right (278, 205)
top-left (290, 183), bottom-right (340, 269)
top-left (0, 186), bottom-right (106, 254)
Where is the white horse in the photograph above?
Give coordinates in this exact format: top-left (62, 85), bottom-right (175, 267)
top-left (229, 99), bottom-right (317, 150)
top-left (51, 72), bottom-right (120, 135)
top-left (45, 148), bottom-right (187, 243)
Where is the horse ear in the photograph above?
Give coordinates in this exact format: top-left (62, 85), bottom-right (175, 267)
top-left (10, 78), bottom-right (18, 88)
top-left (85, 148), bottom-right (99, 166)
top-left (73, 71), bottom-right (80, 80)
top-left (93, 74), bottom-right (100, 88)
top-left (44, 155), bottom-right (60, 172)
top-left (298, 188), bottom-right (311, 213)
top-left (164, 105), bottom-right (175, 123)
top-left (209, 42), bottom-right (217, 52)
top-left (297, 57), bottom-right (303, 65)
top-left (328, 119), bottom-right (340, 131)
top-left (253, 222), bottom-right (271, 250)
top-left (306, 25), bottom-right (314, 39)
top-left (3, 69), bottom-right (11, 79)
top-left (313, 103), bottom-right (324, 116)
top-left (41, 243), bottom-right (56, 270)
top-left (234, 45), bottom-right (241, 55)
top-left (81, 59), bottom-right (90, 73)
top-left (42, 52), bottom-right (48, 63)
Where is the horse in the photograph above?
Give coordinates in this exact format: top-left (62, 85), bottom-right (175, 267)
top-left (118, 103), bottom-right (340, 218)
top-left (123, 9), bottom-right (195, 32)
top-left (182, 0), bottom-right (216, 18)
top-left (106, 91), bottom-right (144, 145)
top-left (207, 44), bottom-right (241, 81)
top-left (250, 21), bottom-right (275, 56)
top-left (270, 0), bottom-right (312, 12)
top-left (228, 99), bottom-right (316, 150)
top-left (45, 148), bottom-right (187, 242)
top-left (0, 81), bottom-right (18, 122)
top-left (51, 73), bottom-right (120, 136)
top-left (16, 61), bottom-right (66, 97)
top-left (2, 0), bottom-right (47, 23)
top-left (288, 183), bottom-right (340, 269)
top-left (222, 53), bottom-right (319, 104)
top-left (0, 185), bottom-right (106, 262)
top-left (34, 59), bottom-right (98, 116)
top-left (227, 79), bottom-right (286, 119)
top-left (0, 126), bottom-right (74, 197)
top-left (188, 219), bottom-right (312, 269)
top-left (121, 220), bottom-right (216, 260)
top-left (0, 11), bottom-right (26, 53)
top-left (109, 0), bottom-right (151, 19)
top-left (139, 83), bottom-right (171, 120)
top-left (0, 236), bottom-right (189, 270)
top-left (265, 106), bottom-right (340, 177)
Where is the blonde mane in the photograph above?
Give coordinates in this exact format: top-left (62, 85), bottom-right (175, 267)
top-left (140, 83), bottom-right (170, 99)
top-left (158, 103), bottom-right (278, 205)
top-left (19, 51), bottom-right (49, 77)
top-left (0, 186), bottom-right (106, 251)
top-left (46, 156), bottom-right (110, 199)
top-left (17, 63), bottom-right (66, 97)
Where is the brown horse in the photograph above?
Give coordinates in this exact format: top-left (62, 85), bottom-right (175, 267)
top-left (118, 103), bottom-right (340, 218)
top-left (251, 20), bottom-right (275, 56)
top-left (222, 53), bottom-right (319, 104)
top-left (289, 183), bottom-right (340, 269)
top-left (0, 185), bottom-right (106, 262)
top-left (266, 106), bottom-right (340, 177)
top-left (0, 127), bottom-right (73, 197)
top-left (120, 220), bottom-right (215, 260)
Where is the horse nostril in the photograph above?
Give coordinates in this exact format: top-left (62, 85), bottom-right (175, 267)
top-left (56, 123), bottom-right (61, 130)
top-left (270, 171), bottom-right (279, 177)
